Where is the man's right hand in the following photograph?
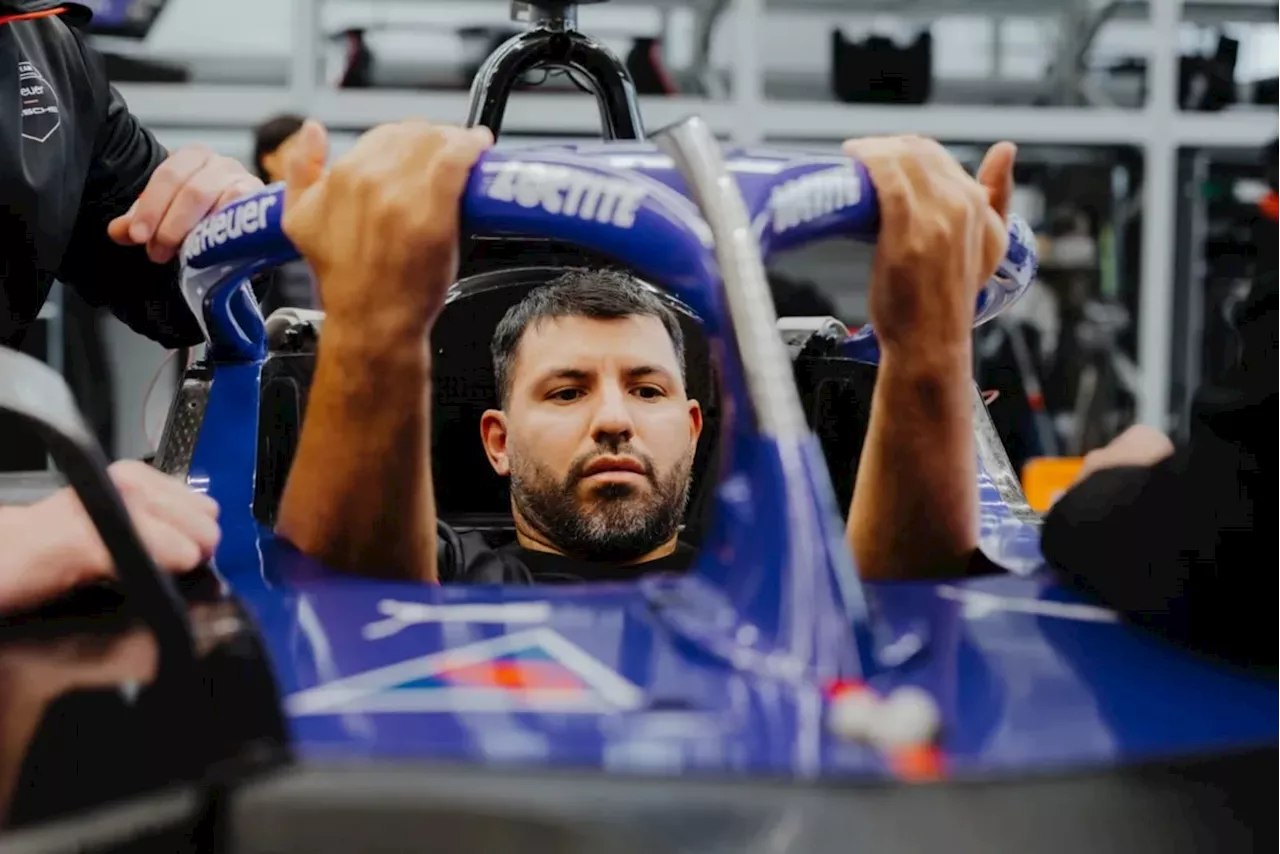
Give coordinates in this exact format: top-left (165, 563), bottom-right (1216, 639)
top-left (280, 118), bottom-right (494, 340)
top-left (0, 461), bottom-right (220, 614)
top-left (841, 136), bottom-right (1015, 582)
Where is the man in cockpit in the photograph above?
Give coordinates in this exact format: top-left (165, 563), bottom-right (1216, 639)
top-left (272, 118), bottom-right (1016, 586)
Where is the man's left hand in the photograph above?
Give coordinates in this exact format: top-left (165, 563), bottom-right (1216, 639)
top-left (108, 144), bottom-right (263, 264)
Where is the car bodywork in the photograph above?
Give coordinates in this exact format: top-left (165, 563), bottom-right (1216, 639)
top-left (151, 115), bottom-right (1270, 776)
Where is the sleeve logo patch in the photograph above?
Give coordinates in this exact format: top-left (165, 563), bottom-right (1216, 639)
top-left (18, 61), bottom-right (60, 143)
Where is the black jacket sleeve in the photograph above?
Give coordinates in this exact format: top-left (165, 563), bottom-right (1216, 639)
top-left (1042, 272), bottom-right (1277, 671)
top-left (55, 36), bottom-right (203, 349)
top-left (1228, 209), bottom-right (1280, 376)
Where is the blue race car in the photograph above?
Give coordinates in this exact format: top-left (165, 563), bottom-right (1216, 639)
top-left (0, 3), bottom-right (1273, 851)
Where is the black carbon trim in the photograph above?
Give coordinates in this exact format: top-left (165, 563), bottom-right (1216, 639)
top-left (153, 368), bottom-right (212, 479)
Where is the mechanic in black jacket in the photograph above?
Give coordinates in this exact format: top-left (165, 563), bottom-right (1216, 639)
top-left (0, 1), bottom-right (259, 613)
top-left (1041, 197), bottom-right (1277, 673)
top-left (0, 1), bottom-right (260, 348)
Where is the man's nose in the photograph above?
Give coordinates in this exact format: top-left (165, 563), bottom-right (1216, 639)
top-left (589, 383), bottom-right (635, 442)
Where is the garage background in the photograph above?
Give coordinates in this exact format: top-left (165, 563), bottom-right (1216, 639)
top-left (26, 0), bottom-right (1277, 472)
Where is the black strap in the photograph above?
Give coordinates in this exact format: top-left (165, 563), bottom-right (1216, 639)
top-left (435, 519), bottom-right (466, 582)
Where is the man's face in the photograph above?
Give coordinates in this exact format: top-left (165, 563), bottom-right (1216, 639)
top-left (481, 314), bottom-right (703, 562)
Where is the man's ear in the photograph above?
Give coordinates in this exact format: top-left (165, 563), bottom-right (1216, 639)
top-left (687, 399), bottom-right (704, 443)
top-left (480, 409), bottom-right (511, 476)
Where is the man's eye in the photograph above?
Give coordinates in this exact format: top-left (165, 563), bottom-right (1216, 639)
top-left (550, 388), bottom-right (584, 402)
top-left (633, 386), bottom-right (665, 400)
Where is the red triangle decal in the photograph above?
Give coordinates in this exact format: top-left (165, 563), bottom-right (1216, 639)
top-left (442, 659), bottom-right (589, 692)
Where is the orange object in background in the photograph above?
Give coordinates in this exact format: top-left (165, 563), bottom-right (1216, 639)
top-left (1022, 457), bottom-right (1086, 513)
top-left (1260, 191), bottom-right (1278, 223)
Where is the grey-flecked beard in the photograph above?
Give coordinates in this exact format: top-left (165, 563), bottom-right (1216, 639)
top-left (509, 440), bottom-right (694, 563)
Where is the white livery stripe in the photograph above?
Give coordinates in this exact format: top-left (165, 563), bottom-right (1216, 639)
top-left (180, 194), bottom-right (278, 266)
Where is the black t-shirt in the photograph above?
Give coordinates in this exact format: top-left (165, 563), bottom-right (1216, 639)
top-left (440, 526), bottom-right (698, 585)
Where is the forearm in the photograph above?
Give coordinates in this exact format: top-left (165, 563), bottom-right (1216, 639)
top-left (275, 321), bottom-right (438, 583)
top-left (0, 506), bottom-right (78, 614)
top-left (847, 346), bottom-right (977, 581)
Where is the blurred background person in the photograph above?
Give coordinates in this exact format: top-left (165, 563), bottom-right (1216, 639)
top-left (251, 113), bottom-right (318, 316)
top-left (252, 113), bottom-right (308, 185)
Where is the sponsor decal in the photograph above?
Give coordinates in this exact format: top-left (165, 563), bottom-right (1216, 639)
top-left (180, 194), bottom-right (278, 265)
top-left (768, 165), bottom-right (863, 234)
top-left (362, 599), bottom-right (552, 640)
top-left (287, 627), bottom-right (643, 716)
top-left (485, 161), bottom-right (647, 229)
top-left (18, 60), bottom-right (60, 143)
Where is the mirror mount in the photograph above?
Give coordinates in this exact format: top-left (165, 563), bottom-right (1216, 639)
top-left (468, 1), bottom-right (644, 141)
top-left (511, 0), bottom-right (578, 30)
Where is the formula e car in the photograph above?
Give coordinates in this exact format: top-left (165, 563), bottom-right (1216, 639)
top-left (0, 2), bottom-right (1273, 852)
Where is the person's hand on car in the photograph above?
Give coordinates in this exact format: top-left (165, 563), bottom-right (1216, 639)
top-left (280, 118), bottom-right (494, 340)
top-left (108, 144), bottom-right (263, 265)
top-left (1076, 424), bottom-right (1175, 483)
top-left (0, 461), bottom-right (219, 614)
top-left (842, 135), bottom-right (1015, 357)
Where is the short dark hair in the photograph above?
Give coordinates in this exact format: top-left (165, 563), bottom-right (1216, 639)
top-left (490, 269), bottom-right (686, 407)
top-left (252, 113), bottom-right (307, 182)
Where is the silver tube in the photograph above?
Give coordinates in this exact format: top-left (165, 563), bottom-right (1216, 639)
top-left (654, 117), bottom-right (807, 438)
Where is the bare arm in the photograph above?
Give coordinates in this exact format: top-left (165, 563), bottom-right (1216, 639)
top-left (275, 322), bottom-right (438, 583)
top-left (848, 346), bottom-right (976, 580)
top-left (268, 119), bottom-right (492, 583)
top-left (841, 137), bottom-right (1015, 582)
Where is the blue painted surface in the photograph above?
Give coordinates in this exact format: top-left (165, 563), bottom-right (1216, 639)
top-left (177, 141), bottom-right (1275, 783)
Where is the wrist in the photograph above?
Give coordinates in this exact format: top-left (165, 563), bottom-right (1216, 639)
top-left (0, 503), bottom-right (86, 606)
top-left (320, 311), bottom-right (433, 367)
top-left (313, 270), bottom-right (442, 346)
top-left (875, 342), bottom-right (973, 421)
top-left (312, 316), bottom-right (433, 411)
top-left (878, 338), bottom-right (973, 383)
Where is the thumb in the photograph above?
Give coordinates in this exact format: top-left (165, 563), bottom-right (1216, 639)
top-left (976, 141), bottom-right (1017, 221)
top-left (107, 200), bottom-right (139, 245)
top-left (283, 118), bottom-right (329, 212)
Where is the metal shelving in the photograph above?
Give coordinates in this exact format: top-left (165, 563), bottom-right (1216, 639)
top-left (114, 85), bottom-right (734, 133)
top-left (118, 0), bottom-right (1278, 429)
top-left (604, 0), bottom-right (1277, 23)
top-left (117, 83), bottom-right (1278, 151)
